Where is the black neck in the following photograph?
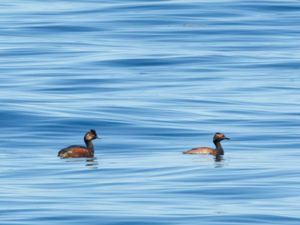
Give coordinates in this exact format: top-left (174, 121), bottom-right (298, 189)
top-left (85, 139), bottom-right (94, 152)
top-left (213, 141), bottom-right (224, 155)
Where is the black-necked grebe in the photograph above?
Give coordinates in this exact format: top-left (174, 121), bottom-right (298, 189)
top-left (183, 132), bottom-right (230, 156)
top-left (58, 129), bottom-right (100, 158)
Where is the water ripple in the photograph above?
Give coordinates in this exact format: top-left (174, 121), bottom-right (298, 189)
top-left (1, 0), bottom-right (300, 224)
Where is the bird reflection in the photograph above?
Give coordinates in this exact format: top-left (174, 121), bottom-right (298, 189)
top-left (62, 157), bottom-right (99, 169)
top-left (85, 157), bottom-right (99, 168)
top-left (214, 155), bottom-right (223, 162)
top-left (214, 155), bottom-right (224, 168)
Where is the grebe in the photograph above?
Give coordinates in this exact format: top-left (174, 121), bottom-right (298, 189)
top-left (183, 133), bottom-right (230, 156)
top-left (58, 129), bottom-right (100, 158)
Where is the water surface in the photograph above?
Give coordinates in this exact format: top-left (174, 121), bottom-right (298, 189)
top-left (1, 0), bottom-right (300, 224)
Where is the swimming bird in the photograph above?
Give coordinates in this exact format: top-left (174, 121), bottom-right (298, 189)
top-left (58, 129), bottom-right (100, 158)
top-left (183, 133), bottom-right (230, 156)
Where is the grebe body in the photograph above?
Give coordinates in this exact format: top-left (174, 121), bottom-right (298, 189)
top-left (183, 133), bottom-right (229, 156)
top-left (58, 129), bottom-right (99, 158)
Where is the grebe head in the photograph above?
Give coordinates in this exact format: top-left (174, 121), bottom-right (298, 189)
top-left (84, 129), bottom-right (99, 141)
top-left (213, 132), bottom-right (230, 142)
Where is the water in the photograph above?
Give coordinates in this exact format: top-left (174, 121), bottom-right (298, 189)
top-left (1, 0), bottom-right (300, 224)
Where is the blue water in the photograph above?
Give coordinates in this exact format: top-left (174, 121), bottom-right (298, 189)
top-left (1, 0), bottom-right (300, 224)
